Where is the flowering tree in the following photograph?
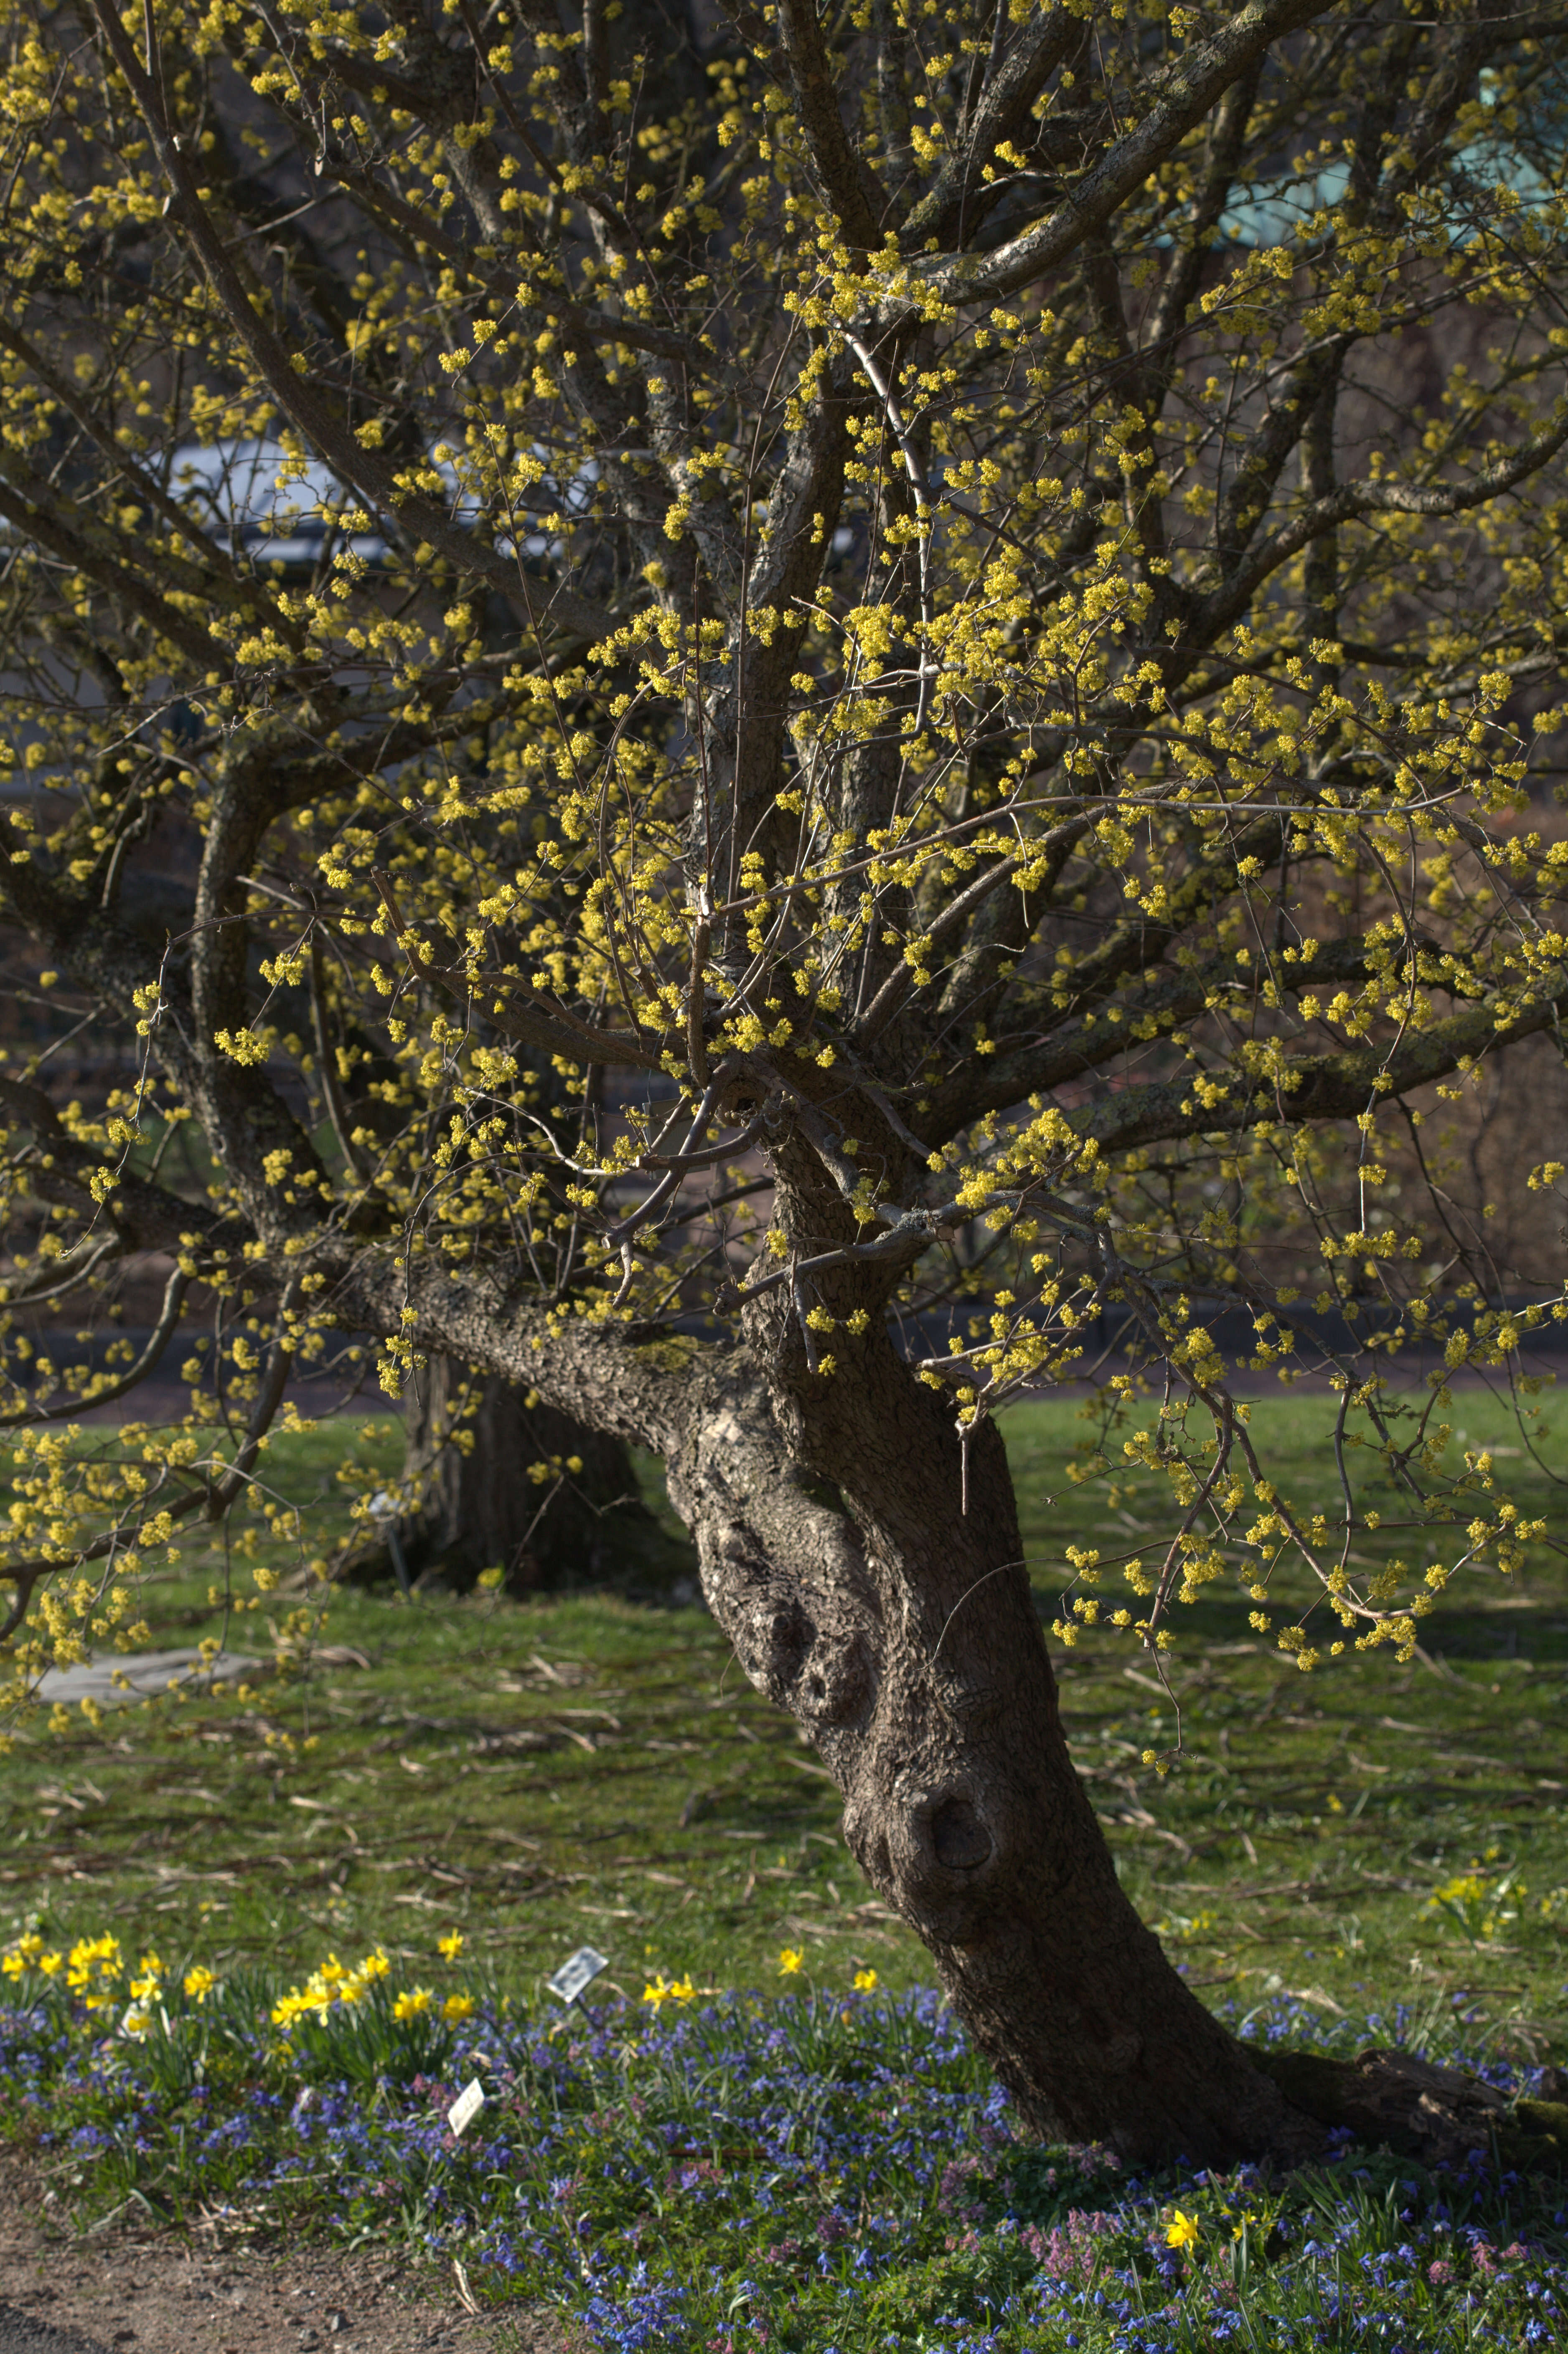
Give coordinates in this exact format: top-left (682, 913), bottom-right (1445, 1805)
top-left (2, 0), bottom-right (1568, 2162)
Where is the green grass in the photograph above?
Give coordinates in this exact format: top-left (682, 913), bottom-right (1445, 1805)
top-left (4, 1385), bottom-right (1568, 2063)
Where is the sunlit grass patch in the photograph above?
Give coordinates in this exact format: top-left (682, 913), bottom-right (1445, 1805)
top-left (3, 1392), bottom-right (1568, 2035)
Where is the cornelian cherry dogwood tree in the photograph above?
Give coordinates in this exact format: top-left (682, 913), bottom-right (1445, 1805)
top-left (2, 0), bottom-right (1568, 2161)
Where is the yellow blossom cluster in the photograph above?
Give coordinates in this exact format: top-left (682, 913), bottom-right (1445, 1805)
top-left (1, 0), bottom-right (1566, 1723)
top-left (269, 1947), bottom-right (393, 2029)
top-left (3, 1928), bottom-right (479, 2042)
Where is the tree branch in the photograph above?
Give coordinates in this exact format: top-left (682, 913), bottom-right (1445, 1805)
top-left (1076, 972), bottom-right (1568, 1159)
top-left (0, 470), bottom-right (221, 670)
top-left (775, 0), bottom-right (882, 248)
top-left (854, 813), bottom-right (1091, 1049)
top-left (899, 7), bottom-right (1086, 252)
top-left (925, 933), bottom-right (1416, 1141)
top-left (913, 0), bottom-right (1333, 305)
top-left (0, 1268), bottom-right (190, 1429)
top-left (86, 0), bottom-right (616, 647)
top-left (1200, 396), bottom-right (1568, 638)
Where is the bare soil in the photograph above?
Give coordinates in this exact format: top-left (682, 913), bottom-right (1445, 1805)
top-left (0, 2168), bottom-right (569, 2354)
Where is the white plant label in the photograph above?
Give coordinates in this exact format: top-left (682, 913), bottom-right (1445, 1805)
top-left (448, 2078), bottom-right (485, 2138)
top-left (547, 1945), bottom-right (608, 2005)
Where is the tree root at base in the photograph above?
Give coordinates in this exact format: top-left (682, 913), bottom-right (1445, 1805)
top-left (1255, 2046), bottom-right (1568, 2174)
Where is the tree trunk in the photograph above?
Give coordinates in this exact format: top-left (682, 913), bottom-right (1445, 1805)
top-left (394, 1358), bottom-right (669, 1593)
top-left (668, 1334), bottom-right (1312, 2168)
top-left (330, 1243), bottom-right (1426, 2170)
top-left (330, 1109), bottom-right (1322, 2166)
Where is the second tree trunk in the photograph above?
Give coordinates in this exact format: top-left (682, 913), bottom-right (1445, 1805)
top-left (396, 1358), bottom-right (673, 1591)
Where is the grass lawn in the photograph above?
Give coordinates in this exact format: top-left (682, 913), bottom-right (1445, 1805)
top-left (5, 1383), bottom-right (1568, 2045)
top-left (7, 1380), bottom-right (1568, 2348)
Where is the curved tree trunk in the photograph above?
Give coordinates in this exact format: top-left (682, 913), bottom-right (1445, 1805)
top-left (394, 1359), bottom-right (669, 1593)
top-left (667, 1335), bottom-right (1311, 2168)
top-left (357, 1122), bottom-right (1321, 2163)
top-left (321, 1112), bottom-right (1319, 2165)
top-left (323, 1240), bottom-right (1425, 2168)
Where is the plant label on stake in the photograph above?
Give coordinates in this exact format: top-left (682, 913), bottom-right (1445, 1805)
top-left (547, 1945), bottom-right (608, 2006)
top-left (368, 1490), bottom-right (412, 1597)
top-left (448, 2078), bottom-right (485, 2137)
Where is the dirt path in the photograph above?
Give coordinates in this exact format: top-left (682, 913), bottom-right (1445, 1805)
top-left (0, 2170), bottom-right (568, 2354)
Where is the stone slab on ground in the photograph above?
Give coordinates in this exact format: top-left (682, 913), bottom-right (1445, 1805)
top-left (34, 1652), bottom-right (262, 1713)
top-left (0, 2166), bottom-right (569, 2354)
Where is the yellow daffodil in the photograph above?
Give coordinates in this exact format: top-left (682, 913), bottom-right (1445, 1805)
top-left (65, 1933), bottom-right (123, 2011)
top-left (778, 1947), bottom-right (804, 1975)
top-left (184, 1965), bottom-right (218, 2003)
top-left (391, 1986), bottom-right (433, 2021)
top-left (269, 1946), bottom-right (391, 2030)
top-left (66, 1932), bottom-right (121, 1991)
top-left (852, 1968), bottom-right (878, 1993)
top-left (437, 1930), bottom-right (465, 1960)
top-left (442, 1993), bottom-right (476, 2024)
top-left (1166, 2210), bottom-right (1200, 2250)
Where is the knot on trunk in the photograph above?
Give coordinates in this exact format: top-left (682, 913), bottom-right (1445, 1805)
top-left (930, 1795), bottom-right (992, 1870)
top-left (734, 1588), bottom-right (872, 1726)
top-left (855, 1781), bottom-right (1002, 1939)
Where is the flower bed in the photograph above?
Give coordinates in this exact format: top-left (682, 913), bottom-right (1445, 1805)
top-left (3, 1932), bottom-right (1566, 2350)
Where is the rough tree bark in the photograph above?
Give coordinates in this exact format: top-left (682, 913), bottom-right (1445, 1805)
top-left (663, 1337), bottom-right (1305, 2166)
